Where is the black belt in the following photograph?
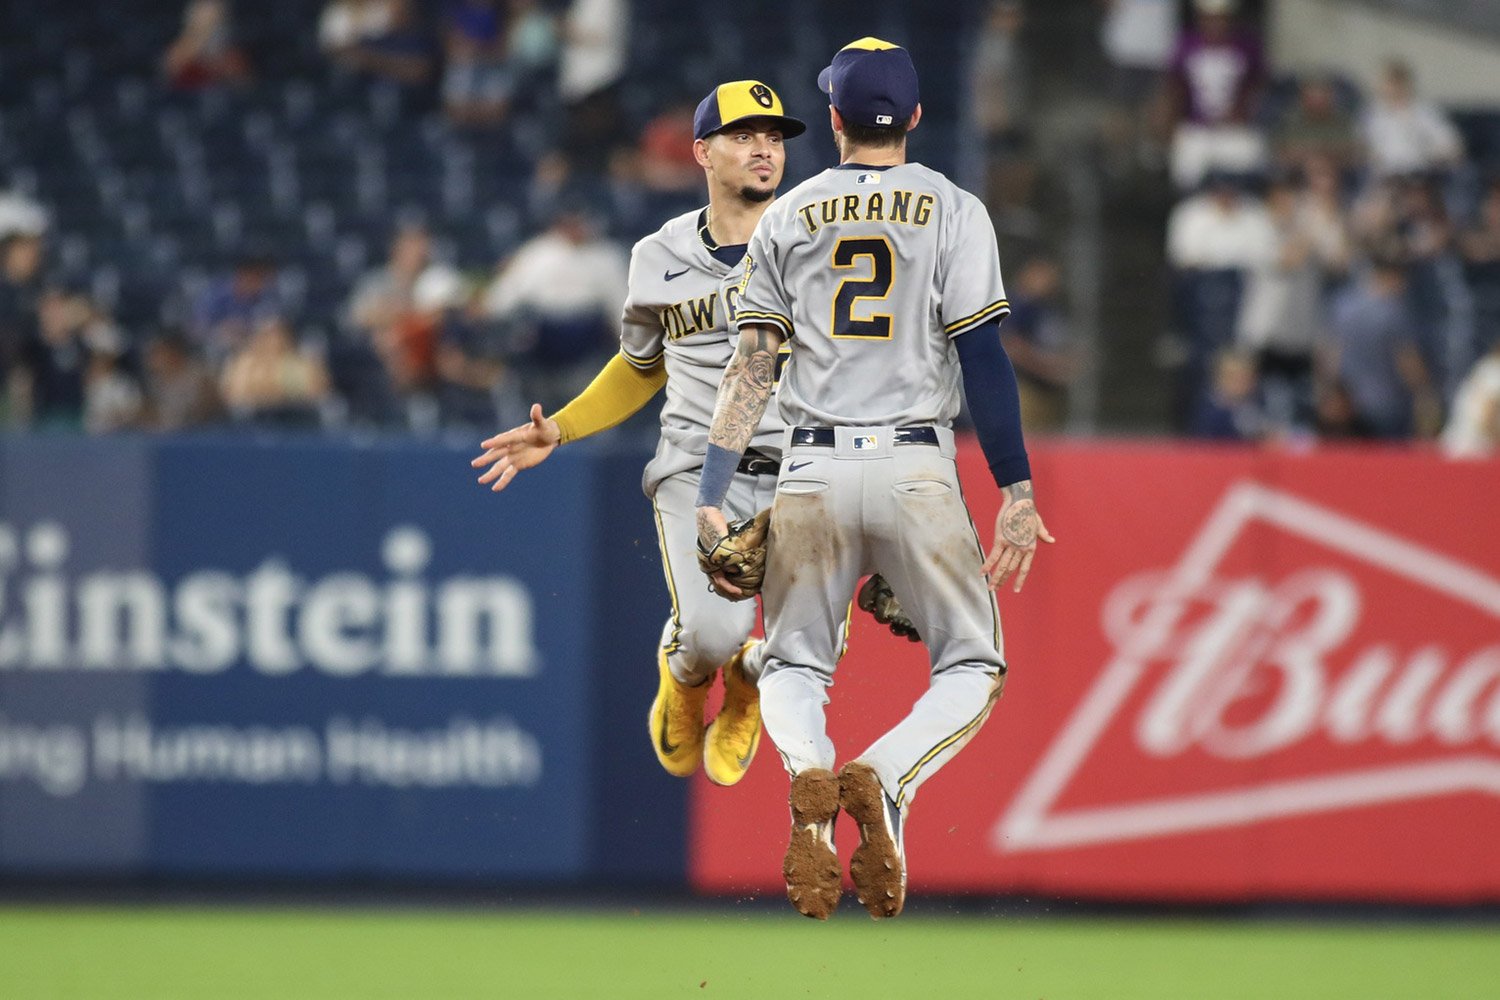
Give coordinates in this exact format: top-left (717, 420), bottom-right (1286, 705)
top-left (789, 426), bottom-right (940, 447)
top-left (737, 453), bottom-right (780, 476)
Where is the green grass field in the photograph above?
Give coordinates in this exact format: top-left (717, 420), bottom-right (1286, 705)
top-left (4, 905), bottom-right (1497, 999)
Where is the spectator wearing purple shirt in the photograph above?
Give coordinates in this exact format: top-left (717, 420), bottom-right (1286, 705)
top-left (1167, 0), bottom-right (1267, 190)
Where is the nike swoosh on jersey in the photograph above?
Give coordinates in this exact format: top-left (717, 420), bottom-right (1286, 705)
top-left (664, 267), bottom-right (690, 281)
top-left (787, 460), bottom-right (813, 472)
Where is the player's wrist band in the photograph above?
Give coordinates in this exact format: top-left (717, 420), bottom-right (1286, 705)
top-left (697, 443), bottom-right (741, 508)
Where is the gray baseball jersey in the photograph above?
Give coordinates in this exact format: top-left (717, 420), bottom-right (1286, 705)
top-left (740, 162), bottom-right (1010, 811)
top-left (734, 162), bottom-right (1009, 428)
top-left (621, 208), bottom-right (784, 495)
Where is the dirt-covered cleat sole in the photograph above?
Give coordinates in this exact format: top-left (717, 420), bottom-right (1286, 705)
top-left (648, 653), bottom-right (709, 778)
top-left (783, 768), bottom-right (842, 920)
top-left (839, 761), bottom-right (907, 919)
top-left (704, 641), bottom-right (762, 786)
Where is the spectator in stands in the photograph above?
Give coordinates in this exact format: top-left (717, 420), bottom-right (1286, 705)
top-left (220, 316), bottom-right (331, 427)
top-left (321, 0), bottom-right (434, 90)
top-left (11, 288), bottom-right (95, 431)
top-left (1360, 60), bottom-right (1463, 179)
top-left (0, 187), bottom-right (48, 242)
top-left (1460, 179), bottom-right (1500, 354)
top-left (1189, 348), bottom-right (1265, 441)
top-left (161, 0), bottom-right (251, 92)
top-left (505, 0), bottom-right (559, 82)
top-left (141, 330), bottom-right (226, 430)
top-left (479, 203), bottom-right (627, 412)
top-left (971, 1), bottom-right (1035, 217)
top-left (189, 249), bottom-right (283, 367)
top-left (558, 0), bottom-right (630, 172)
top-left (83, 327), bottom-right (144, 435)
top-left (1236, 171), bottom-right (1348, 432)
top-left (346, 224), bottom-right (464, 422)
top-left (1323, 257), bottom-right (1439, 439)
top-left (1001, 255), bottom-right (1077, 433)
top-left (1167, 171), bottom-right (1271, 271)
top-left (442, 0), bottom-right (512, 127)
top-left (1097, 0), bottom-right (1176, 176)
top-left (1166, 0), bottom-right (1267, 191)
top-left (635, 100), bottom-right (702, 195)
top-left (1166, 171), bottom-right (1271, 427)
top-left (1273, 76), bottom-right (1359, 175)
top-left (0, 233), bottom-right (46, 424)
top-left (1441, 338), bottom-right (1500, 458)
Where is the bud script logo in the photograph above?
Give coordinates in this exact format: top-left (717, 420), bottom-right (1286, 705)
top-left (997, 482), bottom-right (1500, 853)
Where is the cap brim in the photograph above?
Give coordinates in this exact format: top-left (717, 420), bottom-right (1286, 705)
top-left (715, 113), bottom-right (807, 140)
top-left (817, 65), bottom-right (833, 97)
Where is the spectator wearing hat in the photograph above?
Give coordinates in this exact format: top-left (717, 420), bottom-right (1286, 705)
top-left (189, 249), bottom-right (284, 369)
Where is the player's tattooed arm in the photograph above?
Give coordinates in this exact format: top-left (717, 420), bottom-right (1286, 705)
top-left (984, 479), bottom-right (1055, 594)
top-left (999, 480), bottom-right (1037, 547)
top-left (707, 324), bottom-right (784, 454)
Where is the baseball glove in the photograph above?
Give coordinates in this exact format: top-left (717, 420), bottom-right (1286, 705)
top-left (858, 573), bottom-right (921, 642)
top-left (697, 508), bottom-right (772, 601)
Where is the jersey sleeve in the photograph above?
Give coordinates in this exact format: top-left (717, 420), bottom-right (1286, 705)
top-left (939, 192), bottom-right (1010, 339)
top-left (618, 242), bottom-right (664, 370)
top-left (734, 213), bottom-right (796, 339)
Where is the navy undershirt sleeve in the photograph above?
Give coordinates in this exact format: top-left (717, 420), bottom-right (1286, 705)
top-left (954, 318), bottom-right (1031, 488)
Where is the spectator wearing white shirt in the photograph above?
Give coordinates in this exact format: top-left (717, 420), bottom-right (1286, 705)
top-left (557, 0), bottom-right (630, 171)
top-left (481, 205), bottom-right (627, 412)
top-left (1361, 60), bottom-right (1463, 178)
top-left (1167, 172), bottom-right (1273, 272)
top-left (1441, 339), bottom-right (1500, 458)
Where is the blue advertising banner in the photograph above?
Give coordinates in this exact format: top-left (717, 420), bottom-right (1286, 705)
top-left (0, 434), bottom-right (679, 882)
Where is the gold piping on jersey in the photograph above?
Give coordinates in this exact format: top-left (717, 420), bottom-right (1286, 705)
top-left (943, 299), bottom-right (1011, 336)
top-left (796, 190), bottom-right (934, 235)
top-left (735, 308), bottom-right (794, 337)
top-left (622, 344), bottom-right (666, 369)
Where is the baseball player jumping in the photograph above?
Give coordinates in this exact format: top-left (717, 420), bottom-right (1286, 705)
top-left (695, 40), bottom-right (1053, 918)
top-left (472, 81), bottom-right (911, 787)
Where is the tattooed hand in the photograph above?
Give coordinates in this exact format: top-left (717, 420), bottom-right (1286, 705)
top-left (696, 505), bottom-right (729, 552)
top-left (982, 480), bottom-right (1056, 593)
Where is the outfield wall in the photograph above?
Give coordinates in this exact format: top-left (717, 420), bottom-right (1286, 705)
top-left (2, 435), bottom-right (1498, 902)
top-left (0, 435), bottom-right (682, 884)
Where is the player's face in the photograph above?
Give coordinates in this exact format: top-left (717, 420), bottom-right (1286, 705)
top-left (704, 121), bottom-right (785, 203)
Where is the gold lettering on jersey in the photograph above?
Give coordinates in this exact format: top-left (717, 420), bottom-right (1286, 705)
top-left (798, 204), bottom-right (820, 234)
top-left (658, 293), bottom-right (722, 341)
top-left (890, 190), bottom-right (910, 223)
top-left (795, 189), bottom-right (936, 234)
top-left (913, 193), bottom-right (934, 226)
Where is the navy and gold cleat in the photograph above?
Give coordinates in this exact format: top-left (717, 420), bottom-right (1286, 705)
top-left (648, 653), bottom-right (711, 777)
top-left (703, 641), bottom-right (762, 786)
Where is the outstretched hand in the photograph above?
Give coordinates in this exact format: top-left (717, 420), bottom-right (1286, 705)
top-left (471, 404), bottom-right (562, 492)
top-left (983, 483), bottom-right (1055, 593)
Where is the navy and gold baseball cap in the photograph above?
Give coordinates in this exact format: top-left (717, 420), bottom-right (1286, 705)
top-left (693, 80), bottom-right (806, 141)
top-left (817, 37), bottom-right (920, 128)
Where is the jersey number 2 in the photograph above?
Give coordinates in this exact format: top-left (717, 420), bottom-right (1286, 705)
top-left (831, 237), bottom-right (894, 340)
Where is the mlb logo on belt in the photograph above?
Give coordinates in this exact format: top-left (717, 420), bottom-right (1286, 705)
top-left (853, 435), bottom-right (878, 450)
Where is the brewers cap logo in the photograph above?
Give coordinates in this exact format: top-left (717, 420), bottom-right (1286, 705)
top-left (750, 83), bottom-right (775, 109)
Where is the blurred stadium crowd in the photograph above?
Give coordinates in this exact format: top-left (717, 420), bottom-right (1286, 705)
top-left (0, 0), bottom-right (1496, 453)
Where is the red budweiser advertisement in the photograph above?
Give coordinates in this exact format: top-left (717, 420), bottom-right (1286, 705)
top-left (690, 442), bottom-right (1500, 903)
